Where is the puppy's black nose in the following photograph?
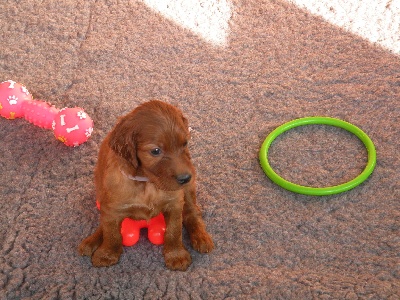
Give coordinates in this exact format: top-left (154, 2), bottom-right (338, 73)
top-left (176, 174), bottom-right (192, 185)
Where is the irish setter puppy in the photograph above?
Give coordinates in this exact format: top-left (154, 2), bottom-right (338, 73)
top-left (78, 100), bottom-right (214, 271)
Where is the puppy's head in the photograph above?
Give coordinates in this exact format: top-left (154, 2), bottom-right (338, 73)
top-left (109, 100), bottom-right (194, 191)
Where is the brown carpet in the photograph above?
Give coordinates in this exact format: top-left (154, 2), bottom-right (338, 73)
top-left (1, 0), bottom-right (399, 299)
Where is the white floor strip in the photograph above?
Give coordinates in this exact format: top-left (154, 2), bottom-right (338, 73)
top-left (141, 0), bottom-right (399, 54)
top-left (141, 0), bottom-right (232, 46)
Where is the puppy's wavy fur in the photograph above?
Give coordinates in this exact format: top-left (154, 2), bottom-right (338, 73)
top-left (79, 100), bottom-right (214, 270)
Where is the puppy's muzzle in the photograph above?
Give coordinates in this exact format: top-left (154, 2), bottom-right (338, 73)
top-left (176, 173), bottom-right (192, 185)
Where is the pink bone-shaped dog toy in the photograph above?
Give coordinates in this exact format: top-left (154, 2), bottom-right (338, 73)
top-left (0, 80), bottom-right (93, 147)
top-left (96, 201), bottom-right (166, 246)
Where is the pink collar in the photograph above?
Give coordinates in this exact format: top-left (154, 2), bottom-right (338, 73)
top-left (120, 169), bottom-right (149, 182)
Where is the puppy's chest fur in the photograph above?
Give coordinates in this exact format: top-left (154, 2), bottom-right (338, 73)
top-left (105, 168), bottom-right (183, 221)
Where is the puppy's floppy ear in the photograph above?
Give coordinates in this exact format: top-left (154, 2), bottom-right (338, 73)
top-left (108, 114), bottom-right (139, 168)
top-left (178, 109), bottom-right (190, 133)
top-left (181, 115), bottom-right (189, 128)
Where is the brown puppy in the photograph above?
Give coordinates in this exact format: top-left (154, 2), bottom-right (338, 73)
top-left (78, 100), bottom-right (214, 271)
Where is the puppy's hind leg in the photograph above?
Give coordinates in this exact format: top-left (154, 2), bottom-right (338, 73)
top-left (78, 227), bottom-right (103, 257)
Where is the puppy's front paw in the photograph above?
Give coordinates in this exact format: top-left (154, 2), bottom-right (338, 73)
top-left (191, 231), bottom-right (214, 253)
top-left (164, 248), bottom-right (192, 271)
top-left (78, 228), bottom-right (103, 257)
top-left (79, 241), bottom-right (95, 257)
top-left (91, 246), bottom-right (122, 267)
top-left (78, 236), bottom-right (101, 257)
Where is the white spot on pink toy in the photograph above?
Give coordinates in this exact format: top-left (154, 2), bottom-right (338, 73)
top-left (66, 125), bottom-right (80, 133)
top-left (60, 114), bottom-right (66, 126)
top-left (7, 80), bottom-right (16, 89)
top-left (77, 110), bottom-right (87, 119)
top-left (0, 81), bottom-right (32, 119)
top-left (7, 95), bottom-right (18, 105)
top-left (21, 86), bottom-right (30, 95)
top-left (85, 127), bottom-right (93, 137)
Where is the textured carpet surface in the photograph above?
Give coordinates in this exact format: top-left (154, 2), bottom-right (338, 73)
top-left (1, 0), bottom-right (399, 299)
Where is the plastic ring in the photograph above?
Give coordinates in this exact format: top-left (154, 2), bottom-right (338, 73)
top-left (259, 117), bottom-right (376, 196)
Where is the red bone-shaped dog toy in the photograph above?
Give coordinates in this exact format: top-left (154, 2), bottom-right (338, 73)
top-left (96, 201), bottom-right (166, 246)
top-left (0, 80), bottom-right (93, 147)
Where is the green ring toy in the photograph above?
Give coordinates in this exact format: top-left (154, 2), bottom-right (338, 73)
top-left (259, 117), bottom-right (376, 196)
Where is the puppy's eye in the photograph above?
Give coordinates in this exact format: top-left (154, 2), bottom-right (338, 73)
top-left (183, 141), bottom-right (188, 147)
top-left (150, 148), bottom-right (162, 156)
